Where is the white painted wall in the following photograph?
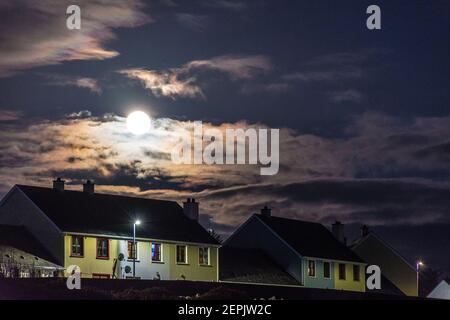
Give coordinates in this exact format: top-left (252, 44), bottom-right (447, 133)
top-left (117, 240), bottom-right (170, 280)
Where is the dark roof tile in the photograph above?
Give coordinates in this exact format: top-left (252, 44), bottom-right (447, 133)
top-left (16, 185), bottom-right (218, 245)
top-left (257, 214), bottom-right (364, 263)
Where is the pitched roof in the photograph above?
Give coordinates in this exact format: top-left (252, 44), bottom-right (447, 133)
top-left (0, 225), bottom-right (60, 265)
top-left (256, 214), bottom-right (364, 263)
top-left (219, 247), bottom-right (299, 285)
top-left (15, 185), bottom-right (219, 245)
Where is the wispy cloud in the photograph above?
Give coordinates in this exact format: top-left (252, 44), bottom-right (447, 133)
top-left (283, 67), bottom-right (363, 82)
top-left (204, 0), bottom-right (247, 11)
top-left (119, 54), bottom-right (271, 99)
top-left (0, 0), bottom-right (151, 77)
top-left (329, 89), bottom-right (364, 103)
top-left (0, 109), bottom-right (21, 121)
top-left (118, 68), bottom-right (204, 99)
top-left (175, 13), bottom-right (209, 31)
top-left (43, 74), bottom-right (102, 94)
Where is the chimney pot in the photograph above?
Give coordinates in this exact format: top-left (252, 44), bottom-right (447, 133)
top-left (261, 205), bottom-right (271, 217)
top-left (183, 198), bottom-right (199, 220)
top-left (332, 221), bottom-right (346, 244)
top-left (53, 178), bottom-right (65, 191)
top-left (83, 180), bottom-right (95, 194)
top-left (361, 225), bottom-right (370, 237)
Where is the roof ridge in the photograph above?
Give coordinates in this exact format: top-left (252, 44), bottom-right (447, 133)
top-left (16, 184), bottom-right (178, 205)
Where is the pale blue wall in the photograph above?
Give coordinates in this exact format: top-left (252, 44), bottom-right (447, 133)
top-left (302, 259), bottom-right (335, 289)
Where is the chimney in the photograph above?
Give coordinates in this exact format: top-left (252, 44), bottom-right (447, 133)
top-left (361, 225), bottom-right (370, 237)
top-left (83, 180), bottom-right (95, 194)
top-left (183, 198), bottom-right (199, 221)
top-left (261, 205), bottom-right (271, 217)
top-left (53, 178), bottom-right (65, 191)
top-left (332, 221), bottom-right (346, 244)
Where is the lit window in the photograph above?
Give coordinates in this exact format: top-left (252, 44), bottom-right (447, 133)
top-left (96, 238), bottom-right (109, 259)
top-left (127, 240), bottom-right (138, 260)
top-left (71, 235), bottom-right (84, 257)
top-left (176, 245), bottom-right (187, 264)
top-left (151, 243), bottom-right (162, 262)
top-left (323, 261), bottom-right (331, 278)
top-left (353, 265), bottom-right (360, 281)
top-left (339, 263), bottom-right (346, 280)
top-left (199, 247), bottom-right (210, 265)
top-left (308, 260), bottom-right (316, 277)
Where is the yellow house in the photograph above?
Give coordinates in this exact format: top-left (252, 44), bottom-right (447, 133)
top-left (0, 180), bottom-right (220, 281)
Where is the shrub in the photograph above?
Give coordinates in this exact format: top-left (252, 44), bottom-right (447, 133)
top-left (113, 287), bottom-right (176, 300)
top-left (195, 286), bottom-right (249, 300)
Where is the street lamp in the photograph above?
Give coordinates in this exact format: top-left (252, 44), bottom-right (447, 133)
top-left (133, 220), bottom-right (141, 279)
top-left (416, 260), bottom-right (424, 296)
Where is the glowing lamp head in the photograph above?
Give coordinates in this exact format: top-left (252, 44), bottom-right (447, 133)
top-left (126, 111), bottom-right (151, 135)
top-left (135, 220), bottom-right (141, 226)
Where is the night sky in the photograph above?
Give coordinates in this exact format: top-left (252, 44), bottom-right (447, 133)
top-left (0, 1), bottom-right (449, 275)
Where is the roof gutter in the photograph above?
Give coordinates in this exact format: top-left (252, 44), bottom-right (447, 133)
top-left (63, 231), bottom-right (221, 247)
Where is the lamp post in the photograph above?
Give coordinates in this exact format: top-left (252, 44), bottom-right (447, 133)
top-left (133, 220), bottom-right (141, 279)
top-left (416, 260), bottom-right (424, 296)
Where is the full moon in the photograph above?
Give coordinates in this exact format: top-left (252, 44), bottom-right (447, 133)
top-left (126, 111), bottom-right (151, 135)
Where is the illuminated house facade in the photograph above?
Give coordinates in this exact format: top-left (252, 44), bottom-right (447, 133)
top-left (223, 207), bottom-right (366, 292)
top-left (0, 180), bottom-right (219, 281)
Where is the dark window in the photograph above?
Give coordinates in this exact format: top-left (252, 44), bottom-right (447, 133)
top-left (199, 247), bottom-right (210, 265)
top-left (176, 245), bottom-right (187, 264)
top-left (71, 235), bottom-right (84, 257)
top-left (353, 265), bottom-right (360, 281)
top-left (151, 243), bottom-right (162, 262)
top-left (96, 238), bottom-right (109, 259)
top-left (323, 261), bottom-right (331, 278)
top-left (308, 260), bottom-right (316, 277)
top-left (339, 263), bottom-right (346, 280)
top-left (128, 240), bottom-right (137, 260)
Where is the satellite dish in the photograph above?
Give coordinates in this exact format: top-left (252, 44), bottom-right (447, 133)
top-left (118, 253), bottom-right (125, 261)
top-left (125, 265), bottom-right (131, 274)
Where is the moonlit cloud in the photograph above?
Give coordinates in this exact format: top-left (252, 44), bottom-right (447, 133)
top-left (186, 55), bottom-right (271, 79)
top-left (1, 112), bottom-right (450, 234)
top-left (118, 68), bottom-right (204, 99)
top-left (0, 0), bottom-right (151, 77)
top-left (119, 54), bottom-right (271, 99)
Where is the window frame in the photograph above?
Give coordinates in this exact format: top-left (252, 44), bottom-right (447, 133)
top-left (127, 240), bottom-right (139, 261)
top-left (96, 238), bottom-right (109, 260)
top-left (70, 235), bottom-right (84, 258)
top-left (338, 263), bottom-right (346, 280)
top-left (353, 264), bottom-right (361, 282)
top-left (151, 242), bottom-right (163, 263)
top-left (323, 261), bottom-right (331, 279)
top-left (176, 245), bottom-right (188, 264)
top-left (198, 247), bottom-right (210, 266)
top-left (307, 259), bottom-right (316, 277)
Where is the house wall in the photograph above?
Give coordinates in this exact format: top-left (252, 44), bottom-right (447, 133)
top-left (224, 216), bottom-right (304, 284)
top-left (64, 236), bottom-right (119, 278)
top-left (352, 235), bottom-right (417, 296)
top-left (333, 262), bottom-right (366, 292)
top-left (169, 244), bottom-right (218, 282)
top-left (302, 259), bottom-right (334, 289)
top-left (64, 235), bottom-right (218, 281)
top-left (0, 188), bottom-right (64, 265)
